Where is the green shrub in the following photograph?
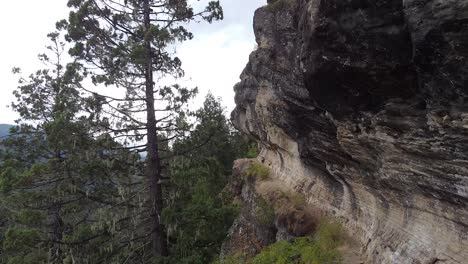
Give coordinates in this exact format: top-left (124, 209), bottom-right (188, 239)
top-left (270, 190), bottom-right (307, 211)
top-left (255, 197), bottom-right (276, 226)
top-left (314, 221), bottom-right (344, 251)
top-left (6, 251), bottom-right (48, 264)
top-left (250, 220), bottom-right (344, 264)
top-left (251, 240), bottom-right (297, 264)
top-left (14, 210), bottom-right (45, 226)
top-left (246, 144), bottom-right (259, 158)
top-left (245, 162), bottom-right (270, 180)
top-left (290, 194), bottom-right (306, 209)
top-left (212, 253), bottom-right (247, 264)
top-left (63, 224), bottom-right (94, 244)
top-left (3, 228), bottom-right (41, 252)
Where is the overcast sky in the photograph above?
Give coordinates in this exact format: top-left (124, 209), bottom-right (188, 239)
top-left (0, 0), bottom-right (265, 124)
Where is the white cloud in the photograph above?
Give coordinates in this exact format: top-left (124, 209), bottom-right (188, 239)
top-left (0, 0), bottom-right (265, 124)
top-left (178, 23), bottom-right (255, 112)
top-left (0, 0), bottom-right (69, 124)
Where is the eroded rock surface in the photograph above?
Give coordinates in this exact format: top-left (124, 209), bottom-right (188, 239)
top-left (221, 159), bottom-right (329, 260)
top-left (231, 0), bottom-right (468, 263)
top-left (220, 160), bottom-right (277, 259)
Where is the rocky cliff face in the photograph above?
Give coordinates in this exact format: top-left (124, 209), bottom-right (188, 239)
top-left (231, 0), bottom-right (468, 263)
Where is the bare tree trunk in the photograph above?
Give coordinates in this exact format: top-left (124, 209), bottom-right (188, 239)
top-left (143, 0), bottom-right (168, 257)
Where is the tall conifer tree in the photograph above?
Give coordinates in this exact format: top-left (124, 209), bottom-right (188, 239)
top-left (63, 0), bottom-right (223, 256)
top-left (163, 94), bottom-right (247, 263)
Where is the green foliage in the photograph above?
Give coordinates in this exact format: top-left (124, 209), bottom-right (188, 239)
top-left (251, 221), bottom-right (344, 264)
top-left (245, 162), bottom-right (270, 180)
top-left (63, 225), bottom-right (94, 244)
top-left (0, 166), bottom-right (16, 193)
top-left (0, 31), bottom-right (147, 263)
top-left (255, 197), bottom-right (276, 226)
top-left (6, 253), bottom-right (48, 264)
top-left (313, 221), bottom-right (344, 251)
top-left (289, 193), bottom-right (306, 209)
top-left (252, 240), bottom-right (297, 264)
top-left (3, 228), bottom-right (41, 252)
top-left (162, 158), bottom-right (239, 263)
top-left (161, 94), bottom-right (251, 263)
top-left (64, 1), bottom-right (225, 257)
top-left (13, 210), bottom-right (45, 226)
top-left (216, 220), bottom-right (344, 264)
top-left (246, 143), bottom-right (259, 158)
top-left (1, 0), bottom-right (257, 261)
top-left (212, 253), bottom-right (247, 264)
top-left (230, 133), bottom-right (258, 161)
top-left (1, 82), bottom-right (251, 263)
top-left (274, 190), bottom-right (307, 209)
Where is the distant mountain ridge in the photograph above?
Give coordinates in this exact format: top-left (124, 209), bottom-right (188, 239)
top-left (0, 124), bottom-right (14, 139)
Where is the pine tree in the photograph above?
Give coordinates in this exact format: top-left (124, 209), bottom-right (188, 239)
top-left (62, 0), bottom-right (223, 257)
top-left (0, 32), bottom-right (145, 263)
top-left (162, 94), bottom-right (253, 263)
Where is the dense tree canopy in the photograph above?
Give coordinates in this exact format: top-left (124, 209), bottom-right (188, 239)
top-left (163, 94), bottom-right (251, 263)
top-left (0, 32), bottom-right (148, 263)
top-left (0, 1), bottom-right (262, 263)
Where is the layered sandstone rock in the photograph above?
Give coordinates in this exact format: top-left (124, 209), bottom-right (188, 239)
top-left (231, 0), bottom-right (468, 263)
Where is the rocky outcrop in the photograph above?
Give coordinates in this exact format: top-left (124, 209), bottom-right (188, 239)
top-left (220, 159), bottom-right (324, 260)
top-left (231, 0), bottom-right (468, 263)
top-left (220, 160), bottom-right (277, 259)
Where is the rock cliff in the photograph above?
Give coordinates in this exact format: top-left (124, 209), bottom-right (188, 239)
top-left (231, 0), bottom-right (468, 263)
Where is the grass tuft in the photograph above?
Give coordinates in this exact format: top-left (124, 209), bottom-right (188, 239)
top-left (250, 220), bottom-right (344, 264)
top-left (245, 162), bottom-right (270, 180)
top-left (255, 197), bottom-right (276, 226)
